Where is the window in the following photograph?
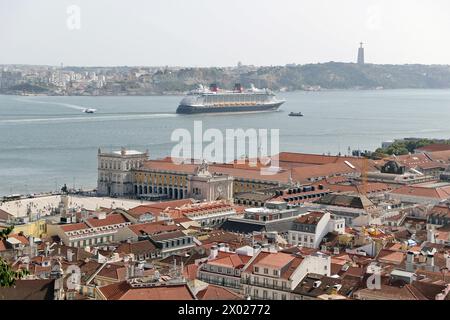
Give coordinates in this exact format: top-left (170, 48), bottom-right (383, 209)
top-left (254, 266), bottom-right (259, 273)
top-left (264, 268), bottom-right (269, 274)
top-left (273, 270), bottom-right (279, 276)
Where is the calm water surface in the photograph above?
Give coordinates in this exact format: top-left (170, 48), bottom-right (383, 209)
top-left (1, 89), bottom-right (450, 195)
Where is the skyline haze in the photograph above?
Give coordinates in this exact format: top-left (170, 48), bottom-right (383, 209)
top-left (2, 0), bottom-right (450, 67)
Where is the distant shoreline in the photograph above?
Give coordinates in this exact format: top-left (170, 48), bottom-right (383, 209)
top-left (3, 62), bottom-right (450, 96)
top-left (4, 87), bottom-right (450, 98)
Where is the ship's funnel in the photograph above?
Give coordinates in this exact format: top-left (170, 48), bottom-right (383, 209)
top-left (234, 83), bottom-right (243, 92)
top-left (209, 83), bottom-right (218, 92)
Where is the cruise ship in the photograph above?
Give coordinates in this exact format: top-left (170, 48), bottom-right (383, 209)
top-left (176, 83), bottom-right (285, 114)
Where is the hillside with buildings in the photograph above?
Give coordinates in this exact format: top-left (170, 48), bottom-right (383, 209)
top-left (3, 63), bottom-right (450, 95)
top-left (1, 148), bottom-right (450, 300)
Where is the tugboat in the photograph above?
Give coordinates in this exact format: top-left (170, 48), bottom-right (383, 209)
top-left (289, 112), bottom-right (303, 117)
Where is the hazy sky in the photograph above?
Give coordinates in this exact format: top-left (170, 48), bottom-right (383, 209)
top-left (2, 0), bottom-right (450, 66)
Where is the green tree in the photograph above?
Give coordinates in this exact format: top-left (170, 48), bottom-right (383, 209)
top-left (0, 226), bottom-right (29, 287)
top-left (385, 142), bottom-right (409, 155)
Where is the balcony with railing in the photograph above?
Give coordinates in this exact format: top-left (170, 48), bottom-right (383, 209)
top-left (241, 278), bottom-right (290, 292)
top-left (197, 275), bottom-right (241, 290)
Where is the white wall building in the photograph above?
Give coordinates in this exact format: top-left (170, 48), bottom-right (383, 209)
top-left (288, 211), bottom-right (345, 248)
top-left (97, 147), bottom-right (148, 197)
top-left (241, 250), bottom-right (330, 300)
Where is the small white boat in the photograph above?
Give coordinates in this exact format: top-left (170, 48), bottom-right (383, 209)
top-left (83, 108), bottom-right (97, 113)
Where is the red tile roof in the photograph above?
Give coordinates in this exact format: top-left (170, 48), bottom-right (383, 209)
top-left (86, 213), bottom-right (129, 228)
top-left (8, 234), bottom-right (30, 245)
top-left (141, 159), bottom-right (290, 183)
top-left (99, 282), bottom-right (195, 300)
top-left (128, 221), bottom-right (180, 236)
top-left (390, 185), bottom-right (450, 200)
top-left (415, 144), bottom-right (450, 153)
top-left (428, 150), bottom-right (450, 162)
top-left (127, 205), bottom-right (159, 218)
top-left (292, 162), bottom-right (363, 183)
top-left (208, 252), bottom-right (252, 268)
top-left (196, 285), bottom-right (243, 300)
top-left (243, 251), bottom-right (305, 280)
top-left (377, 249), bottom-right (405, 265)
top-left (295, 211), bottom-right (325, 225)
top-left (96, 263), bottom-right (127, 281)
top-left (127, 200), bottom-right (195, 219)
top-left (116, 240), bottom-right (157, 255)
top-left (150, 230), bottom-right (187, 242)
top-left (319, 181), bottom-right (392, 194)
top-left (255, 252), bottom-right (295, 269)
top-left (389, 153), bottom-right (433, 167)
top-left (183, 264), bottom-right (199, 281)
top-left (60, 223), bottom-right (90, 232)
top-left (276, 152), bottom-right (357, 166)
top-left (164, 201), bottom-right (236, 219)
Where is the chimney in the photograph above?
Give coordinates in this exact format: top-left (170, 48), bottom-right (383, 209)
top-left (129, 263), bottom-right (135, 279)
top-left (426, 254), bottom-right (435, 268)
top-left (418, 253), bottom-right (426, 264)
top-left (209, 245), bottom-right (218, 260)
top-left (67, 249), bottom-right (74, 262)
top-left (406, 251), bottom-right (414, 264)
